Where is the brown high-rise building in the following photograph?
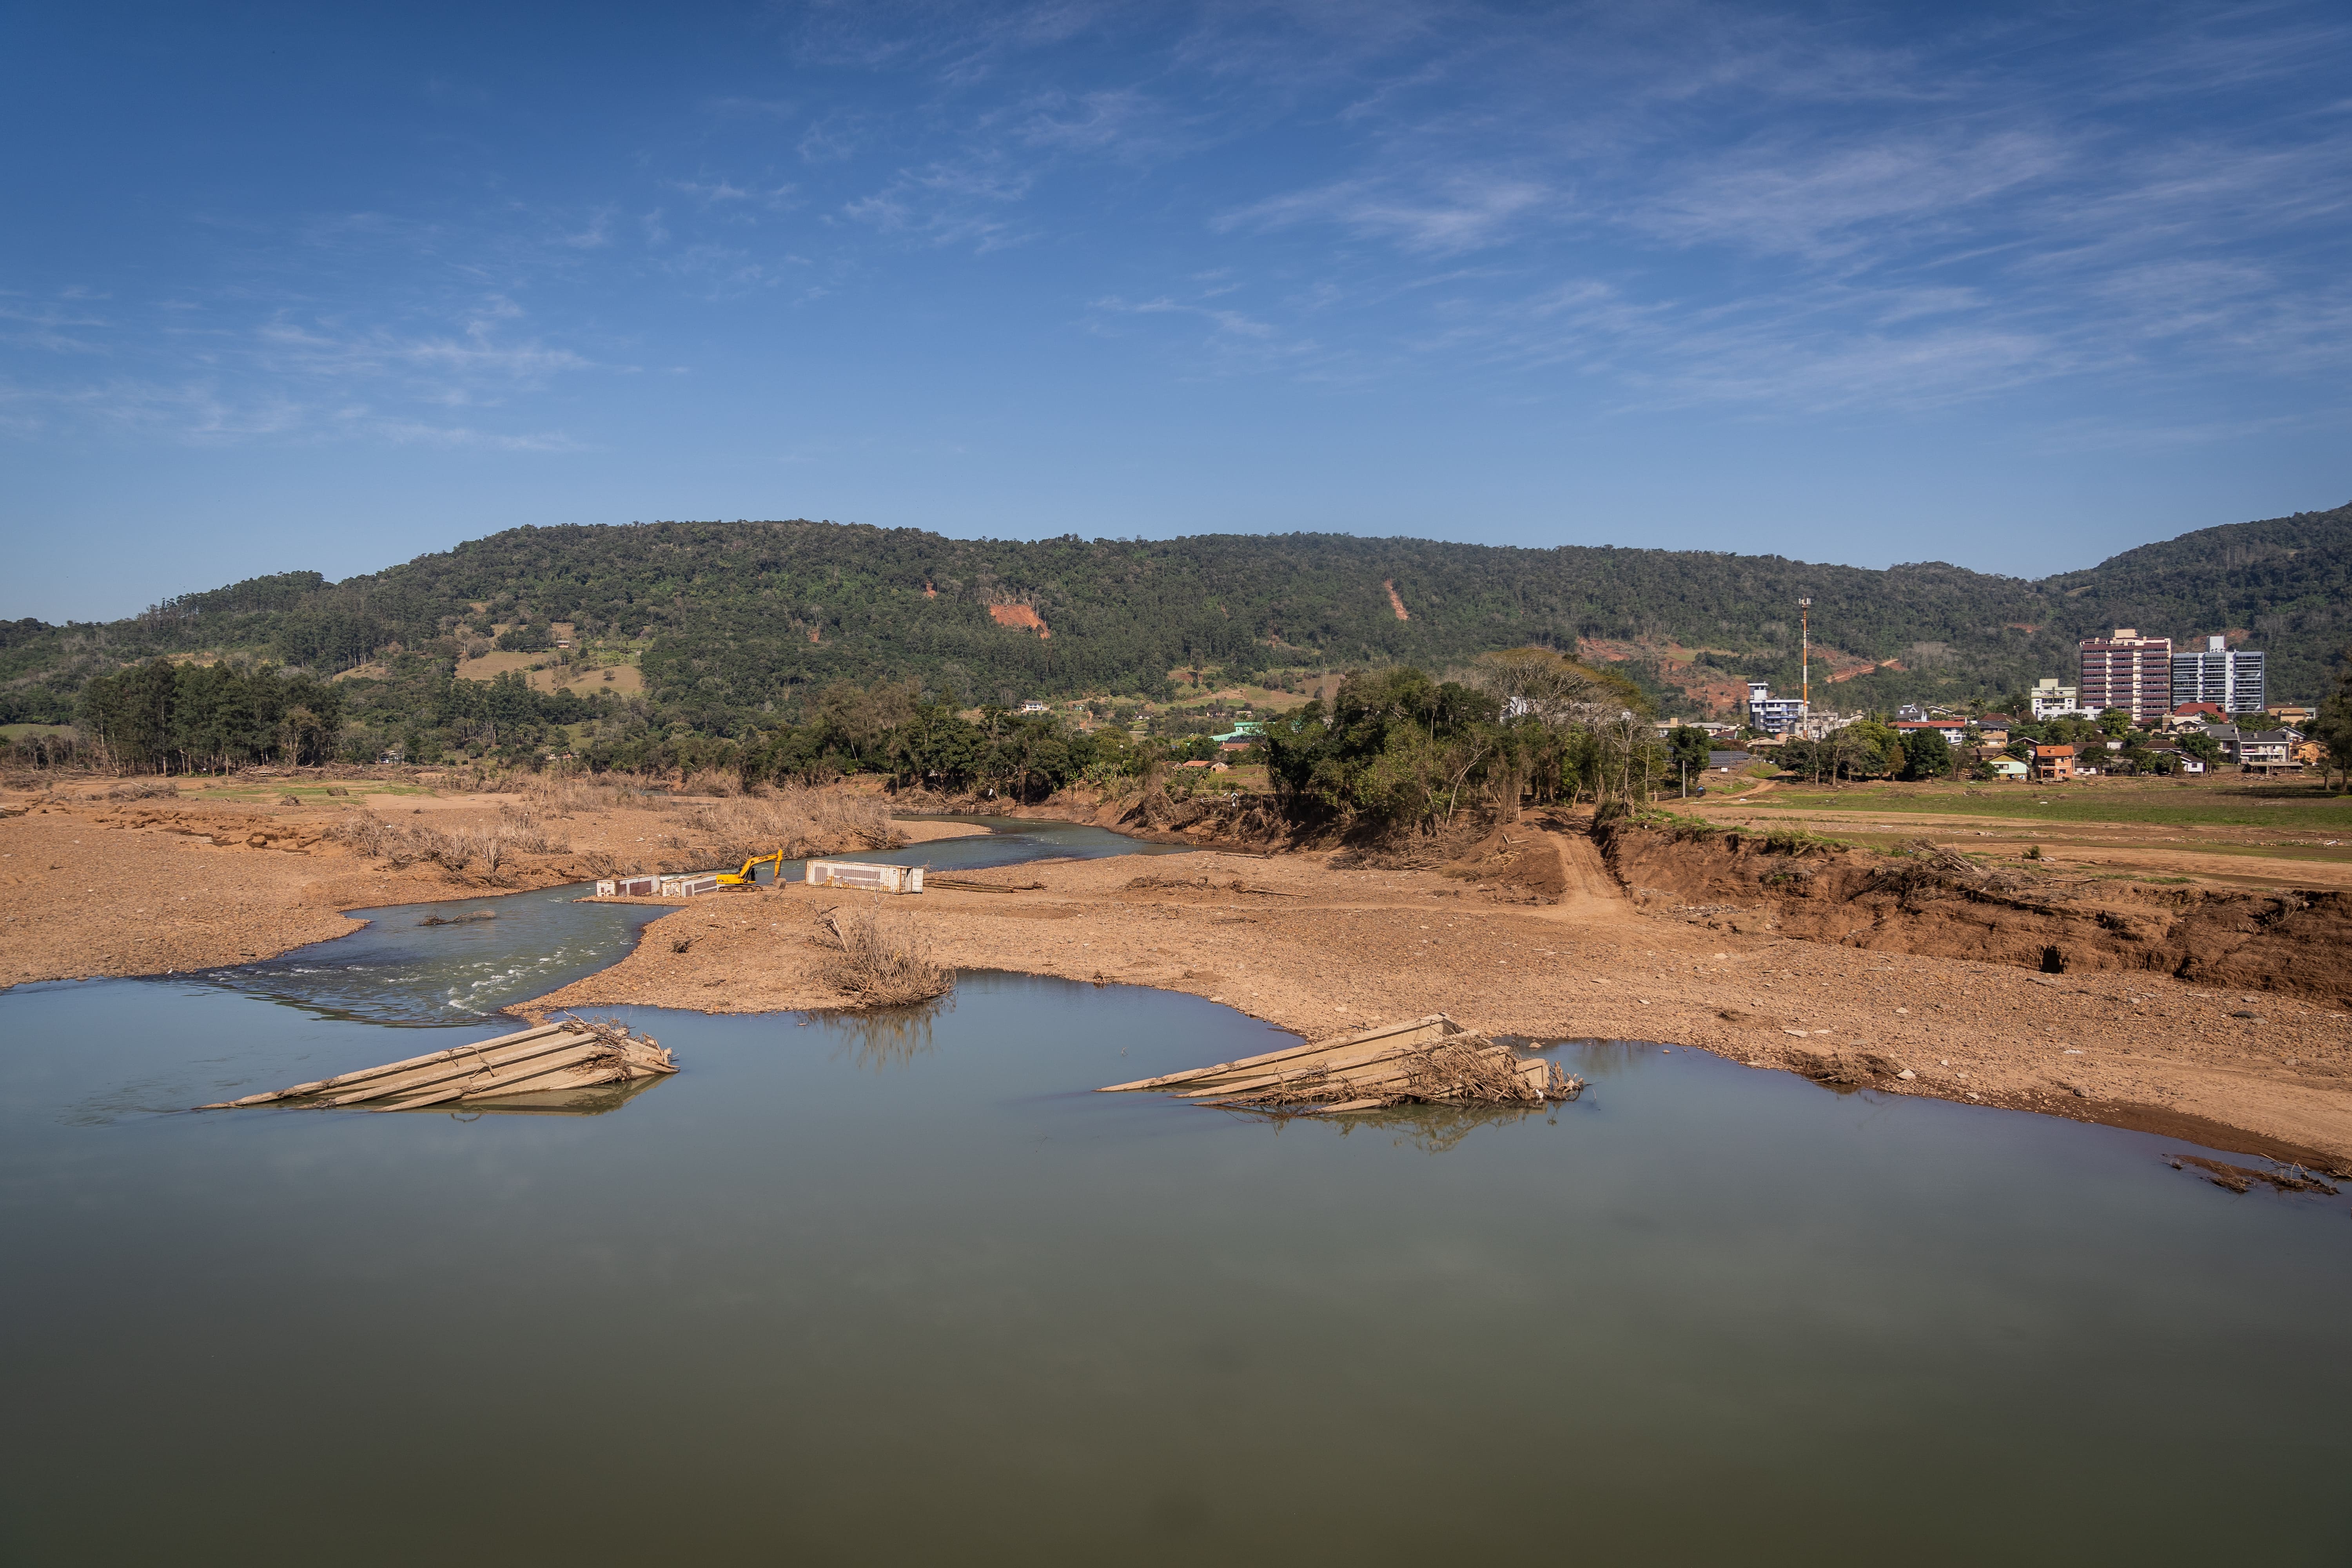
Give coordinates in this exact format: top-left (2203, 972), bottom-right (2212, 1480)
top-left (2078, 628), bottom-right (2172, 722)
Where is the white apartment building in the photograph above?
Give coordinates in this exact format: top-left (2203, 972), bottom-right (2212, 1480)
top-left (2171, 636), bottom-right (2265, 714)
top-left (1744, 680), bottom-right (1808, 736)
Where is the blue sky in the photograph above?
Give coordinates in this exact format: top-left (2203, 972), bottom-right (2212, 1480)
top-left (4, 1), bottom-right (2348, 621)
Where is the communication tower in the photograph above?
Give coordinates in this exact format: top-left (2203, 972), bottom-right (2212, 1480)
top-left (1799, 597), bottom-right (1812, 713)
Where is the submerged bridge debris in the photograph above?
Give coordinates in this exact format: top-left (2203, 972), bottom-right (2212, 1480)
top-left (1099, 1013), bottom-right (1582, 1114)
top-left (198, 1016), bottom-right (676, 1112)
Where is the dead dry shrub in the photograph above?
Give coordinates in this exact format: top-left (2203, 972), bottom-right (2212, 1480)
top-left (804, 787), bottom-right (899, 850)
top-left (516, 775), bottom-right (596, 817)
top-left (679, 787), bottom-right (904, 866)
top-left (441, 764), bottom-right (522, 794)
top-left (327, 811), bottom-right (555, 873)
top-left (326, 810), bottom-right (408, 861)
top-left (101, 779), bottom-right (180, 801)
top-left (815, 900), bottom-right (954, 1008)
top-left (494, 801), bottom-right (570, 855)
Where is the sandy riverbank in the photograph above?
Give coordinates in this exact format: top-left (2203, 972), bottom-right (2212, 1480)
top-left (9, 777), bottom-right (2345, 1167)
top-left (521, 829), bottom-right (2352, 1170)
top-left (0, 779), bottom-right (981, 986)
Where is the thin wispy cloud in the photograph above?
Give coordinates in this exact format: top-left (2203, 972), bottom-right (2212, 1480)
top-left (1219, 173), bottom-right (1554, 255)
top-left (6, 0), bottom-right (2348, 579)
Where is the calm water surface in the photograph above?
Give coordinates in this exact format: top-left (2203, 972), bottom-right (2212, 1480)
top-left (2, 821), bottom-right (2347, 1564)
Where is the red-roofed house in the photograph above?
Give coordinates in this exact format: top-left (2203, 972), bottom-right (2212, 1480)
top-left (2031, 743), bottom-right (2077, 782)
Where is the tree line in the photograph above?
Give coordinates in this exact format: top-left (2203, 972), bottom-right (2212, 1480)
top-left (74, 658), bottom-right (347, 772)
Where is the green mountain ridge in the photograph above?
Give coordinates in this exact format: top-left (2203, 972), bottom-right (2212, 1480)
top-left (5, 503), bottom-right (2348, 736)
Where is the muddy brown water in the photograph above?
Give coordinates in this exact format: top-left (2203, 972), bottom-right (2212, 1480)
top-left (2, 822), bottom-right (2348, 1564)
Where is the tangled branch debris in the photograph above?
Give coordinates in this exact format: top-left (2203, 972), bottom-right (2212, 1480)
top-left (816, 900), bottom-right (955, 1008)
top-left (1100, 1014), bottom-right (1581, 1114)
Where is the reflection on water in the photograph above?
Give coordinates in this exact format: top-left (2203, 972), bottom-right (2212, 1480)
top-left (434, 1072), bottom-right (672, 1118)
top-left (1226, 1096), bottom-right (1563, 1154)
top-left (806, 814), bottom-right (1196, 877)
top-left (4, 870), bottom-right (2350, 1562)
top-left (825, 997), bottom-right (954, 1071)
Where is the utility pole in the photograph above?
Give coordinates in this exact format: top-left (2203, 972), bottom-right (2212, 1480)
top-left (1799, 597), bottom-right (1812, 716)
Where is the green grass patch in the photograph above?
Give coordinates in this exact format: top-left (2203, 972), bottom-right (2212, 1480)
top-left (0, 723), bottom-right (74, 742)
top-left (1761, 782), bottom-right (2352, 830)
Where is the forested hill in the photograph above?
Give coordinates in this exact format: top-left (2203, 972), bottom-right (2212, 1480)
top-left (4, 501), bottom-right (2347, 731)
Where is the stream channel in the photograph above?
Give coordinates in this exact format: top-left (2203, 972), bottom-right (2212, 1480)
top-left (3, 817), bottom-right (2348, 1563)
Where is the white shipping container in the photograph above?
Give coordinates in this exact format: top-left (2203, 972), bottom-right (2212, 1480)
top-left (804, 860), bottom-right (924, 894)
top-left (658, 874), bottom-right (721, 898)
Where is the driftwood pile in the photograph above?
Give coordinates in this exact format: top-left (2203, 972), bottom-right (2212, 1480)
top-left (198, 1016), bottom-right (675, 1112)
top-left (1099, 1014), bottom-right (1582, 1115)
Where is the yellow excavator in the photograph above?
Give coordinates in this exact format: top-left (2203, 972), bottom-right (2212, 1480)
top-left (717, 851), bottom-right (786, 889)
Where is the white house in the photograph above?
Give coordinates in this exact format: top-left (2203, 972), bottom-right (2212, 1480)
top-left (1744, 680), bottom-right (1808, 736)
top-left (2029, 677), bottom-right (2094, 720)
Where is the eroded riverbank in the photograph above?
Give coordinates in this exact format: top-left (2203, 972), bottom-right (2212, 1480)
top-left (0, 780), bottom-right (982, 985)
top-left (9, 782), bottom-right (2346, 1166)
top-left (525, 835), bottom-right (2352, 1169)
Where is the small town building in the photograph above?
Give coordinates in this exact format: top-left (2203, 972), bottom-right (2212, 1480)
top-left (2172, 635), bottom-right (2266, 714)
top-left (2169, 700), bottom-right (2225, 720)
top-left (1894, 719), bottom-right (1967, 748)
top-left (1744, 680), bottom-right (1807, 737)
top-left (2269, 705), bottom-right (2317, 727)
top-left (2029, 677), bottom-right (2092, 720)
top-left (1985, 757), bottom-right (2028, 780)
top-left (2236, 731), bottom-right (2298, 771)
top-left (2031, 743), bottom-right (2077, 781)
top-left (2078, 629), bottom-right (2173, 723)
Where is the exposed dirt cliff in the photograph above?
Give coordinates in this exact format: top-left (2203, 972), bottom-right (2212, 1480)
top-left (1593, 816), bottom-right (2352, 1008)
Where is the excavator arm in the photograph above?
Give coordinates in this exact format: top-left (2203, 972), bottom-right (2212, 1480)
top-left (715, 850), bottom-right (786, 888)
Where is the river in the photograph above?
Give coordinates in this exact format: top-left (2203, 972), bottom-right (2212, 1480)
top-left (2, 818), bottom-right (2346, 1564)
